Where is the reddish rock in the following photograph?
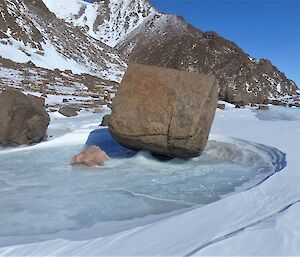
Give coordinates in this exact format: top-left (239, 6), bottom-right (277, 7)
top-left (71, 145), bottom-right (110, 167)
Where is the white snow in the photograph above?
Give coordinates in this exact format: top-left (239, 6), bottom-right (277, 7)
top-left (0, 38), bottom-right (97, 76)
top-left (0, 106), bottom-right (300, 255)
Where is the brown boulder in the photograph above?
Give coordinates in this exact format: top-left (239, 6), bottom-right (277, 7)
top-left (0, 89), bottom-right (50, 146)
top-left (108, 64), bottom-right (218, 158)
top-left (71, 145), bottom-right (110, 167)
top-left (27, 94), bottom-right (45, 107)
top-left (217, 103), bottom-right (225, 110)
top-left (58, 106), bottom-right (79, 117)
top-left (100, 114), bottom-right (110, 126)
top-left (258, 105), bottom-right (270, 110)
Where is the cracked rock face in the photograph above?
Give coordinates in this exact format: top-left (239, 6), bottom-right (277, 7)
top-left (108, 63), bottom-right (218, 158)
top-left (0, 89), bottom-right (50, 146)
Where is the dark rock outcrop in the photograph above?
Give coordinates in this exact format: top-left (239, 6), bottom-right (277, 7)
top-left (0, 89), bottom-right (50, 146)
top-left (108, 64), bottom-right (218, 158)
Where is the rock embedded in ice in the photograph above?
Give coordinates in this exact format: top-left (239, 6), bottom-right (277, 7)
top-left (71, 145), bottom-right (110, 167)
top-left (109, 64), bottom-right (218, 158)
top-left (100, 114), bottom-right (110, 126)
top-left (258, 105), bottom-right (270, 110)
top-left (58, 106), bottom-right (79, 117)
top-left (0, 89), bottom-right (49, 146)
top-left (217, 103), bottom-right (225, 110)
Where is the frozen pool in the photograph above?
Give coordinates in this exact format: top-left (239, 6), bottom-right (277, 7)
top-left (0, 122), bottom-right (286, 246)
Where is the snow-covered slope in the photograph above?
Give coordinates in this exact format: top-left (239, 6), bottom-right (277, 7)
top-left (42, 0), bottom-right (157, 47)
top-left (0, 0), bottom-right (126, 82)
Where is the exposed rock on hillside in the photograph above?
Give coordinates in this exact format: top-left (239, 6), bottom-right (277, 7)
top-left (109, 64), bottom-right (218, 158)
top-left (0, 89), bottom-right (49, 146)
top-left (0, 57), bottom-right (118, 111)
top-left (0, 0), bottom-right (126, 82)
top-left (42, 0), bottom-right (157, 47)
top-left (1, 0), bottom-right (299, 106)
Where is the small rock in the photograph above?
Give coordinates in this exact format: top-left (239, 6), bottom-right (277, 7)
top-left (64, 69), bottom-right (72, 74)
top-left (100, 114), bottom-right (110, 126)
top-left (258, 105), bottom-right (269, 110)
top-left (71, 146), bottom-right (110, 167)
top-left (58, 106), bottom-right (79, 117)
top-left (217, 103), bottom-right (225, 110)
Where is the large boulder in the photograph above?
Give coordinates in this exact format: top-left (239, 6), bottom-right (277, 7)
top-left (108, 64), bottom-right (218, 158)
top-left (0, 89), bottom-right (50, 146)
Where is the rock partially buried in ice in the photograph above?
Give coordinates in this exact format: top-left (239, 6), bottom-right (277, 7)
top-left (100, 114), bottom-right (110, 126)
top-left (71, 145), bottom-right (110, 167)
top-left (217, 103), bottom-right (225, 110)
top-left (0, 89), bottom-right (49, 146)
top-left (108, 63), bottom-right (218, 158)
top-left (258, 105), bottom-right (270, 110)
top-left (58, 106), bottom-right (79, 117)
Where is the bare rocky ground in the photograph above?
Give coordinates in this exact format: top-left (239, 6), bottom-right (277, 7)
top-left (0, 57), bottom-right (119, 113)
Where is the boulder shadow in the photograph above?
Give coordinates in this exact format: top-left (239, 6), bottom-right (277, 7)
top-left (85, 128), bottom-right (137, 158)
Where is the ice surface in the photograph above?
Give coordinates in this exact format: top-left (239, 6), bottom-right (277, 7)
top-left (0, 114), bottom-right (285, 247)
top-left (1, 107), bottom-right (299, 256)
top-left (253, 105), bottom-right (300, 121)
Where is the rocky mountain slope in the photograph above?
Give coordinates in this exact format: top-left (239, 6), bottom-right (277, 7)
top-left (116, 13), bottom-right (299, 104)
top-left (0, 0), bottom-right (126, 82)
top-left (0, 0), bottom-right (299, 106)
top-left (43, 0), bottom-right (299, 104)
top-left (0, 56), bottom-right (118, 111)
top-left (42, 0), bottom-right (157, 47)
